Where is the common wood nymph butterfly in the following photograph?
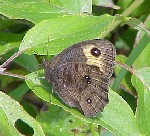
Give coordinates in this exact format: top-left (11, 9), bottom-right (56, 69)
top-left (43, 39), bottom-right (116, 117)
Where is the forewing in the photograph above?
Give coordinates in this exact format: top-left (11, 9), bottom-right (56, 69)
top-left (82, 39), bottom-right (115, 78)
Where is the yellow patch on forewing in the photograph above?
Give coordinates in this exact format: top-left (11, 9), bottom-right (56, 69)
top-left (82, 44), bottom-right (104, 71)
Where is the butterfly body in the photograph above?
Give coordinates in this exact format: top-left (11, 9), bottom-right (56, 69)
top-left (43, 39), bottom-right (115, 117)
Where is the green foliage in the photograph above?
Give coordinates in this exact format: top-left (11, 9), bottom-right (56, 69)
top-left (0, 0), bottom-right (150, 136)
top-left (0, 91), bottom-right (45, 136)
top-left (20, 14), bottom-right (114, 54)
top-left (132, 68), bottom-right (150, 135)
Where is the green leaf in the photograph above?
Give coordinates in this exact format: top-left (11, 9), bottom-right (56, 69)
top-left (0, 108), bottom-right (11, 136)
top-left (133, 42), bottom-right (150, 70)
top-left (99, 89), bottom-right (140, 136)
top-left (37, 105), bottom-right (98, 136)
top-left (131, 68), bottom-right (150, 135)
top-left (51, 0), bottom-right (92, 14)
top-left (19, 14), bottom-right (115, 55)
top-left (25, 70), bottom-right (51, 102)
top-left (0, 107), bottom-right (20, 136)
top-left (0, 91), bottom-right (45, 136)
top-left (26, 70), bottom-right (141, 136)
top-left (0, 1), bottom-right (70, 24)
top-left (13, 53), bottom-right (39, 72)
top-left (133, 68), bottom-right (150, 90)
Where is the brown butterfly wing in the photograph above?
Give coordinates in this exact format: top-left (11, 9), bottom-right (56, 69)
top-left (74, 64), bottom-right (109, 117)
top-left (43, 39), bottom-right (115, 117)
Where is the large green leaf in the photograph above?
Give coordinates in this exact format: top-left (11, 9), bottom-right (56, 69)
top-left (0, 1), bottom-right (69, 24)
top-left (132, 68), bottom-right (150, 135)
top-left (19, 14), bottom-right (115, 55)
top-left (0, 91), bottom-right (45, 136)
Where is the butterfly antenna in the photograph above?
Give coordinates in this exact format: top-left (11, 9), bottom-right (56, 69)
top-left (42, 37), bottom-right (50, 67)
top-left (46, 37), bottom-right (50, 60)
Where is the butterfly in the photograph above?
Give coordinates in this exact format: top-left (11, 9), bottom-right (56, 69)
top-left (43, 39), bottom-right (116, 117)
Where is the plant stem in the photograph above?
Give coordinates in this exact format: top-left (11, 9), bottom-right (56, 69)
top-left (0, 50), bottom-right (25, 68)
top-left (0, 71), bottom-right (25, 79)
